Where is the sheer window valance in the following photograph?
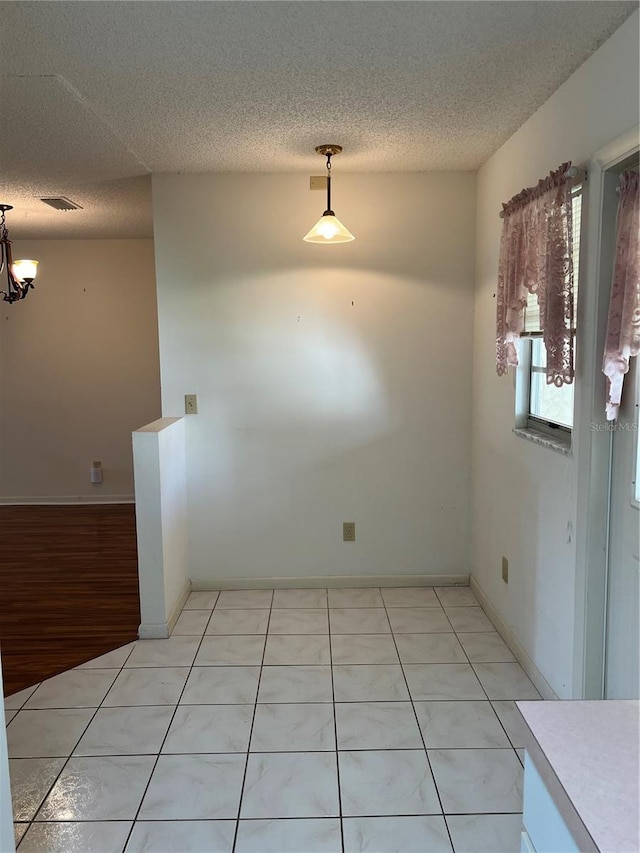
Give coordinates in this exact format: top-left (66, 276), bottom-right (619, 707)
top-left (603, 170), bottom-right (640, 421)
top-left (496, 162), bottom-right (575, 386)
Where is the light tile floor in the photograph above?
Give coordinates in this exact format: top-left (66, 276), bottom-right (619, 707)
top-left (5, 585), bottom-right (541, 852)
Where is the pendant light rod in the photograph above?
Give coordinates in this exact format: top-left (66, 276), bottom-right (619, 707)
top-left (315, 144), bottom-right (342, 216)
top-left (326, 155), bottom-right (333, 215)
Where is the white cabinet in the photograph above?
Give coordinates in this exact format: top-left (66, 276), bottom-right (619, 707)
top-left (522, 752), bottom-right (579, 853)
top-left (518, 700), bottom-right (639, 853)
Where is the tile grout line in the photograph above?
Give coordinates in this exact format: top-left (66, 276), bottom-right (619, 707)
top-left (9, 588), bottom-right (533, 850)
top-left (15, 594), bottom-right (228, 849)
top-left (446, 599), bottom-right (531, 768)
top-left (465, 648), bottom-right (528, 763)
top-left (15, 680), bottom-right (124, 842)
top-left (9, 744), bottom-right (524, 757)
top-left (442, 591), bottom-right (530, 759)
top-left (121, 591), bottom-right (222, 852)
top-left (231, 588), bottom-right (273, 853)
top-left (6, 683), bottom-right (39, 847)
top-left (382, 590), bottom-right (457, 853)
top-left (434, 589), bottom-right (527, 839)
top-left (488, 701), bottom-right (526, 767)
top-left (328, 593), bottom-right (346, 853)
top-left (13, 808), bottom-right (530, 821)
top-left (6, 683), bottom-right (39, 713)
top-left (445, 615), bottom-right (522, 836)
top-left (10, 640), bottom-right (140, 847)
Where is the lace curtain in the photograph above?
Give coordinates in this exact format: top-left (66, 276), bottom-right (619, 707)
top-left (496, 163), bottom-right (575, 386)
top-left (603, 170), bottom-right (640, 421)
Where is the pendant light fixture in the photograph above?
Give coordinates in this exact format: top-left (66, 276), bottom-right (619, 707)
top-left (0, 204), bottom-right (39, 304)
top-left (303, 145), bottom-right (355, 243)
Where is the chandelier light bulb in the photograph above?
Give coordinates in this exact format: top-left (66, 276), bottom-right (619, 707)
top-left (12, 259), bottom-right (39, 283)
top-left (304, 214), bottom-right (355, 243)
top-left (318, 219), bottom-right (339, 240)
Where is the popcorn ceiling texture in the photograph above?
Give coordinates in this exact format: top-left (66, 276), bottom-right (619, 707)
top-left (0, 0), bottom-right (636, 237)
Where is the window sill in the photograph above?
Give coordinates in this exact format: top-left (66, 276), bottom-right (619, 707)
top-left (513, 426), bottom-right (571, 456)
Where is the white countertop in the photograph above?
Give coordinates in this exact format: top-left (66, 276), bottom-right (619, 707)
top-left (517, 700), bottom-right (640, 853)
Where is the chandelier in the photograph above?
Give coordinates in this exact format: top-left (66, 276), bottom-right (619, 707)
top-left (1, 204), bottom-right (39, 304)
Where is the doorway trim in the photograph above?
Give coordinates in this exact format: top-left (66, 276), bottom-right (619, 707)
top-left (573, 125), bottom-right (640, 699)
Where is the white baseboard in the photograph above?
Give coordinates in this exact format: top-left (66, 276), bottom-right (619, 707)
top-left (0, 494), bottom-right (134, 505)
top-left (138, 580), bottom-right (191, 639)
top-left (191, 573), bottom-right (470, 591)
top-left (470, 576), bottom-right (558, 701)
top-left (167, 580), bottom-right (192, 634)
top-left (138, 622), bottom-right (169, 639)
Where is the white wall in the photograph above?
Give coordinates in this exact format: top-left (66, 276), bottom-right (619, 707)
top-left (1, 239), bottom-right (161, 501)
top-left (133, 417), bottom-right (188, 637)
top-left (153, 172), bottom-right (476, 584)
top-left (472, 12), bottom-right (639, 698)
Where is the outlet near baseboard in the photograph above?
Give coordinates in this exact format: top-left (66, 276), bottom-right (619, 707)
top-left (343, 522), bottom-right (356, 542)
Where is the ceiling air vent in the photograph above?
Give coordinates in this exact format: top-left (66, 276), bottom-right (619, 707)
top-left (40, 197), bottom-right (83, 211)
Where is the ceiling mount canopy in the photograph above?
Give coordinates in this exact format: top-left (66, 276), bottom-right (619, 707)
top-left (0, 205), bottom-right (39, 304)
top-left (314, 144), bottom-right (343, 158)
top-left (303, 145), bottom-right (355, 244)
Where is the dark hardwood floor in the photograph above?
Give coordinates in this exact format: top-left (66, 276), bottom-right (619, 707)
top-left (0, 503), bottom-right (140, 696)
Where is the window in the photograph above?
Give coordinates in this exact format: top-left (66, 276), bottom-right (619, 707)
top-left (529, 338), bottom-right (575, 429)
top-left (519, 185), bottom-right (582, 436)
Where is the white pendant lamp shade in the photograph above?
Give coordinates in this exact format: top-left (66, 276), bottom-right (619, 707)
top-left (304, 144), bottom-right (354, 244)
top-left (303, 213), bottom-right (354, 243)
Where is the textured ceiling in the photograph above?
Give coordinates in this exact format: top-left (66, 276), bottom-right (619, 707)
top-left (1, 1), bottom-right (637, 237)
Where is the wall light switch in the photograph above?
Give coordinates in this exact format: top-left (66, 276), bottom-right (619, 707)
top-left (185, 394), bottom-right (198, 414)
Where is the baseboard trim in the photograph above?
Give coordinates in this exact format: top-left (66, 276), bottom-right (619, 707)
top-left (470, 576), bottom-right (558, 701)
top-left (139, 580), bottom-right (191, 639)
top-left (0, 495), bottom-right (135, 505)
top-left (190, 573), bottom-right (470, 591)
top-left (138, 622), bottom-right (169, 639)
top-left (167, 580), bottom-right (192, 634)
